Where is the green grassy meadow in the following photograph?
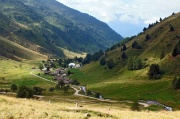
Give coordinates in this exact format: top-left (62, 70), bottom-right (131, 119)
top-left (69, 61), bottom-right (180, 110)
top-left (0, 59), bottom-right (53, 88)
top-left (0, 59), bottom-right (99, 103)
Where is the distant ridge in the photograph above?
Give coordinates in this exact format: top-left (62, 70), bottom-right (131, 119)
top-left (0, 0), bottom-right (123, 59)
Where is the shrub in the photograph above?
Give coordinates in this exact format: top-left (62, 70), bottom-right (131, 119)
top-left (11, 84), bottom-right (17, 92)
top-left (55, 84), bottom-right (60, 90)
top-left (67, 70), bottom-right (71, 76)
top-left (172, 76), bottom-right (180, 90)
top-left (132, 41), bottom-right (141, 49)
top-left (71, 79), bottom-right (80, 85)
top-left (148, 64), bottom-right (161, 79)
top-left (121, 52), bottom-right (127, 59)
top-left (131, 101), bottom-right (140, 111)
top-left (121, 44), bottom-right (127, 51)
top-left (33, 86), bottom-right (44, 95)
top-left (86, 90), bottom-right (91, 96)
top-left (39, 64), bottom-right (43, 70)
top-left (58, 80), bottom-right (65, 88)
top-left (172, 41), bottom-right (180, 57)
top-left (95, 92), bottom-right (100, 98)
top-left (62, 85), bottom-right (69, 93)
top-left (146, 33), bottom-right (150, 40)
top-left (128, 57), bottom-right (145, 70)
top-left (106, 59), bottom-right (115, 69)
top-left (26, 89), bottom-right (33, 98)
top-left (49, 87), bottom-right (55, 92)
top-left (170, 26), bottom-right (175, 31)
top-left (17, 85), bottom-right (33, 98)
top-left (100, 57), bottom-right (106, 65)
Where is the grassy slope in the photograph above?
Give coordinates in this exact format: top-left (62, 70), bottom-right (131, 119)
top-left (0, 59), bottom-right (50, 89)
top-left (59, 47), bottom-right (86, 58)
top-left (69, 13), bottom-right (180, 109)
top-left (0, 36), bottom-right (47, 60)
top-left (0, 95), bottom-right (180, 119)
top-left (0, 59), bottom-right (81, 101)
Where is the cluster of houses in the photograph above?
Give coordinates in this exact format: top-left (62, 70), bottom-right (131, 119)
top-left (42, 62), bottom-right (81, 84)
top-left (43, 67), bottom-right (71, 84)
top-left (53, 68), bottom-right (71, 84)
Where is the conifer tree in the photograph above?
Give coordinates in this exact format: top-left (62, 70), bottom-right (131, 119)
top-left (121, 44), bottom-right (127, 51)
top-left (100, 57), bottom-right (106, 65)
top-left (121, 52), bottom-right (127, 59)
top-left (106, 59), bottom-right (115, 69)
top-left (143, 27), bottom-right (147, 31)
top-left (172, 77), bottom-right (180, 89)
top-left (170, 26), bottom-right (175, 31)
top-left (146, 33), bottom-right (150, 40)
top-left (148, 64), bottom-right (161, 79)
top-left (132, 41), bottom-right (140, 49)
top-left (172, 41), bottom-right (180, 57)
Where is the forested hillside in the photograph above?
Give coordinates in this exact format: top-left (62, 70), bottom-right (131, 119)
top-left (0, 0), bottom-right (122, 59)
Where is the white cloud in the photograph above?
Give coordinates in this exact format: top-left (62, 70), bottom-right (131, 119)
top-left (57, 0), bottom-right (180, 36)
top-left (58, 0), bottom-right (180, 24)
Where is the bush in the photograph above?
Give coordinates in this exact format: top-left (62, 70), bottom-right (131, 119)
top-left (121, 52), bottom-right (127, 59)
top-left (33, 86), bottom-right (44, 95)
top-left (49, 87), bottom-right (55, 92)
top-left (172, 41), bottom-right (180, 57)
top-left (170, 26), bottom-right (175, 31)
top-left (11, 84), bottom-right (17, 92)
top-left (58, 80), bottom-right (65, 88)
top-left (100, 57), bottom-right (106, 65)
top-left (55, 84), bottom-right (60, 90)
top-left (62, 85), bottom-right (69, 93)
top-left (131, 101), bottom-right (140, 111)
top-left (67, 70), bottom-right (71, 76)
top-left (39, 64), bottom-right (43, 70)
top-left (148, 64), bottom-right (161, 79)
top-left (172, 76), bottom-right (180, 90)
top-left (106, 59), bottom-right (115, 69)
top-left (17, 85), bottom-right (33, 98)
top-left (128, 57), bottom-right (145, 70)
top-left (146, 33), bottom-right (150, 40)
top-left (71, 79), bottom-right (80, 85)
top-left (26, 89), bottom-right (33, 98)
top-left (132, 41), bottom-right (141, 49)
top-left (95, 92), bottom-right (100, 98)
top-left (121, 44), bottom-right (127, 51)
top-left (86, 90), bottom-right (91, 96)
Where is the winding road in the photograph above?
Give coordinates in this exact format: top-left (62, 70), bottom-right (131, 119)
top-left (29, 69), bottom-right (172, 110)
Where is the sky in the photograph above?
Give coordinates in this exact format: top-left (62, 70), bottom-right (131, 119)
top-left (57, 0), bottom-right (180, 37)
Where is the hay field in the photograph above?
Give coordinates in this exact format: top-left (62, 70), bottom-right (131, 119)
top-left (0, 95), bottom-right (180, 119)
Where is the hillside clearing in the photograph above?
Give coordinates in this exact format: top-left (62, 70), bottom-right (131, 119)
top-left (59, 47), bottom-right (87, 58)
